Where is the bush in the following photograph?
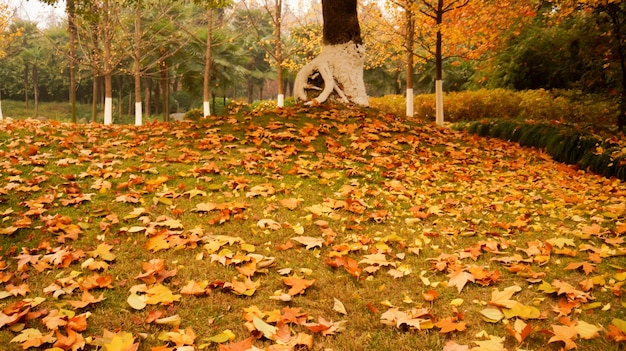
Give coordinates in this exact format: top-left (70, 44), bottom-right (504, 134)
top-left (370, 88), bottom-right (618, 127)
top-left (464, 119), bottom-right (626, 181)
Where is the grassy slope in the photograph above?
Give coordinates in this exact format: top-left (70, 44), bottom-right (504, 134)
top-left (0, 103), bottom-right (625, 351)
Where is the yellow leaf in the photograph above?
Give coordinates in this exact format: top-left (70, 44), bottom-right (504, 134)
top-left (206, 329), bottom-right (236, 343)
top-left (333, 298), bottom-right (348, 315)
top-left (479, 308), bottom-right (504, 323)
top-left (127, 293), bottom-right (147, 310)
top-left (90, 243), bottom-right (116, 261)
top-left (503, 302), bottom-right (540, 319)
top-left (145, 284), bottom-right (181, 305)
top-left (253, 316), bottom-right (277, 339)
top-left (103, 331), bottom-right (138, 351)
top-left (576, 320), bottom-right (601, 339)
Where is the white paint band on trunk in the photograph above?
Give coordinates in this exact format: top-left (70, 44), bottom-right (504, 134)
top-left (435, 80), bottom-right (444, 126)
top-left (277, 94), bottom-right (284, 108)
top-left (104, 97), bottom-right (113, 125)
top-left (406, 88), bottom-right (414, 117)
top-left (203, 101), bottom-right (211, 117)
top-left (135, 102), bottom-right (142, 126)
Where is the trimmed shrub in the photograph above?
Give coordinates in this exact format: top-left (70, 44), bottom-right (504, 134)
top-left (463, 119), bottom-right (626, 181)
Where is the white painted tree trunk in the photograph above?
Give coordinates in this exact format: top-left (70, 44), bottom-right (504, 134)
top-left (203, 101), bottom-right (211, 117)
top-left (277, 94), bottom-right (284, 108)
top-left (135, 102), bottom-right (142, 126)
top-left (406, 88), bottom-right (414, 117)
top-left (0, 100), bottom-right (3, 120)
top-left (104, 97), bottom-right (113, 125)
top-left (435, 80), bottom-right (444, 126)
top-left (293, 41), bottom-right (368, 106)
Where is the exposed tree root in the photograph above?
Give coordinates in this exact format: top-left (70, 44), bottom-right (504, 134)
top-left (293, 41), bottom-right (368, 106)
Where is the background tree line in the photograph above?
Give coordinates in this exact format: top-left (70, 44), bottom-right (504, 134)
top-left (1, 0), bottom-right (625, 127)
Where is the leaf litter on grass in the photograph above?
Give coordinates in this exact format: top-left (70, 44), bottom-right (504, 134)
top-left (0, 105), bottom-right (625, 350)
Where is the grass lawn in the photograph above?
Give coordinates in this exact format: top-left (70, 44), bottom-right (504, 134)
top-left (0, 102), bottom-right (625, 351)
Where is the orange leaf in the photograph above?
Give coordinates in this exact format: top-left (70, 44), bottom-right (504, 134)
top-left (435, 317), bottom-right (466, 333)
top-left (548, 324), bottom-right (578, 350)
top-left (283, 277), bottom-right (315, 296)
top-left (67, 291), bottom-right (105, 309)
top-left (218, 336), bottom-right (253, 351)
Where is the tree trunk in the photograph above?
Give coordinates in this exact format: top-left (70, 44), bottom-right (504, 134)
top-left (33, 64), bottom-right (38, 118)
top-left (275, 0), bottom-right (284, 107)
top-left (293, 0), bottom-right (368, 106)
top-left (23, 63), bottom-right (29, 109)
top-left (134, 3), bottom-right (143, 126)
top-left (435, 0), bottom-right (444, 126)
top-left (160, 49), bottom-right (169, 122)
top-left (91, 76), bottom-right (98, 123)
top-left (406, 6), bottom-right (414, 117)
top-left (144, 78), bottom-right (151, 117)
top-left (203, 8), bottom-right (213, 117)
top-left (67, 0), bottom-right (77, 123)
top-left (103, 0), bottom-right (113, 125)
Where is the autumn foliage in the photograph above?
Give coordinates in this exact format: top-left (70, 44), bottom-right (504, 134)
top-left (0, 103), bottom-right (625, 350)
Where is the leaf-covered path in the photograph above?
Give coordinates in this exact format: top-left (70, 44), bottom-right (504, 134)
top-left (0, 106), bottom-right (625, 351)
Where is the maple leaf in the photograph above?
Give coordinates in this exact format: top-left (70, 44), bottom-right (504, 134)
top-left (505, 319), bottom-right (532, 344)
top-left (443, 340), bottom-right (469, 351)
top-left (549, 324), bottom-right (578, 350)
top-left (435, 317), bottom-right (467, 333)
top-left (67, 291), bottom-right (106, 309)
top-left (54, 328), bottom-right (86, 351)
top-left (447, 270), bottom-right (475, 293)
top-left (224, 277), bottom-right (260, 296)
top-left (89, 243), bottom-right (116, 261)
top-left (92, 330), bottom-right (139, 351)
top-left (290, 236), bottom-right (323, 250)
top-left (564, 261), bottom-right (596, 275)
top-left (180, 280), bottom-right (209, 296)
top-left (279, 198), bottom-right (301, 210)
top-left (165, 326), bottom-right (196, 346)
top-left (43, 309), bottom-right (69, 330)
top-left (145, 284), bottom-right (181, 305)
top-left (470, 335), bottom-right (507, 351)
top-left (304, 316), bottom-right (346, 335)
top-left (488, 285), bottom-right (521, 309)
top-left (218, 336), bottom-right (253, 351)
top-left (10, 328), bottom-right (56, 349)
top-left (283, 276), bottom-right (315, 296)
top-left (359, 253), bottom-right (397, 267)
top-left (135, 259), bottom-right (177, 284)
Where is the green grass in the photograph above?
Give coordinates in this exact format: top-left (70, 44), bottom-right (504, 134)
top-left (0, 102), bottom-right (625, 350)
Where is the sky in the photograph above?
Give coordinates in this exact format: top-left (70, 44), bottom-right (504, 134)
top-left (7, 0), bottom-right (67, 27)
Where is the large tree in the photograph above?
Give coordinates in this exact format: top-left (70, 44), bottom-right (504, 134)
top-left (293, 0), bottom-right (368, 106)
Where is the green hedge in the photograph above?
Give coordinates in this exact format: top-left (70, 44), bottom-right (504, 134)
top-left (465, 119), bottom-right (626, 181)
